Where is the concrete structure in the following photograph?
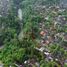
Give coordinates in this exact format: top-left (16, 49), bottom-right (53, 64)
top-left (0, 0), bottom-right (12, 16)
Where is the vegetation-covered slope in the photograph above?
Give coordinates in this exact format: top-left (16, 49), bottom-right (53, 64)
top-left (0, 0), bottom-right (67, 67)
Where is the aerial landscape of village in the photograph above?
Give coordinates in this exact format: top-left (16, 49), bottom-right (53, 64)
top-left (0, 0), bottom-right (67, 67)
